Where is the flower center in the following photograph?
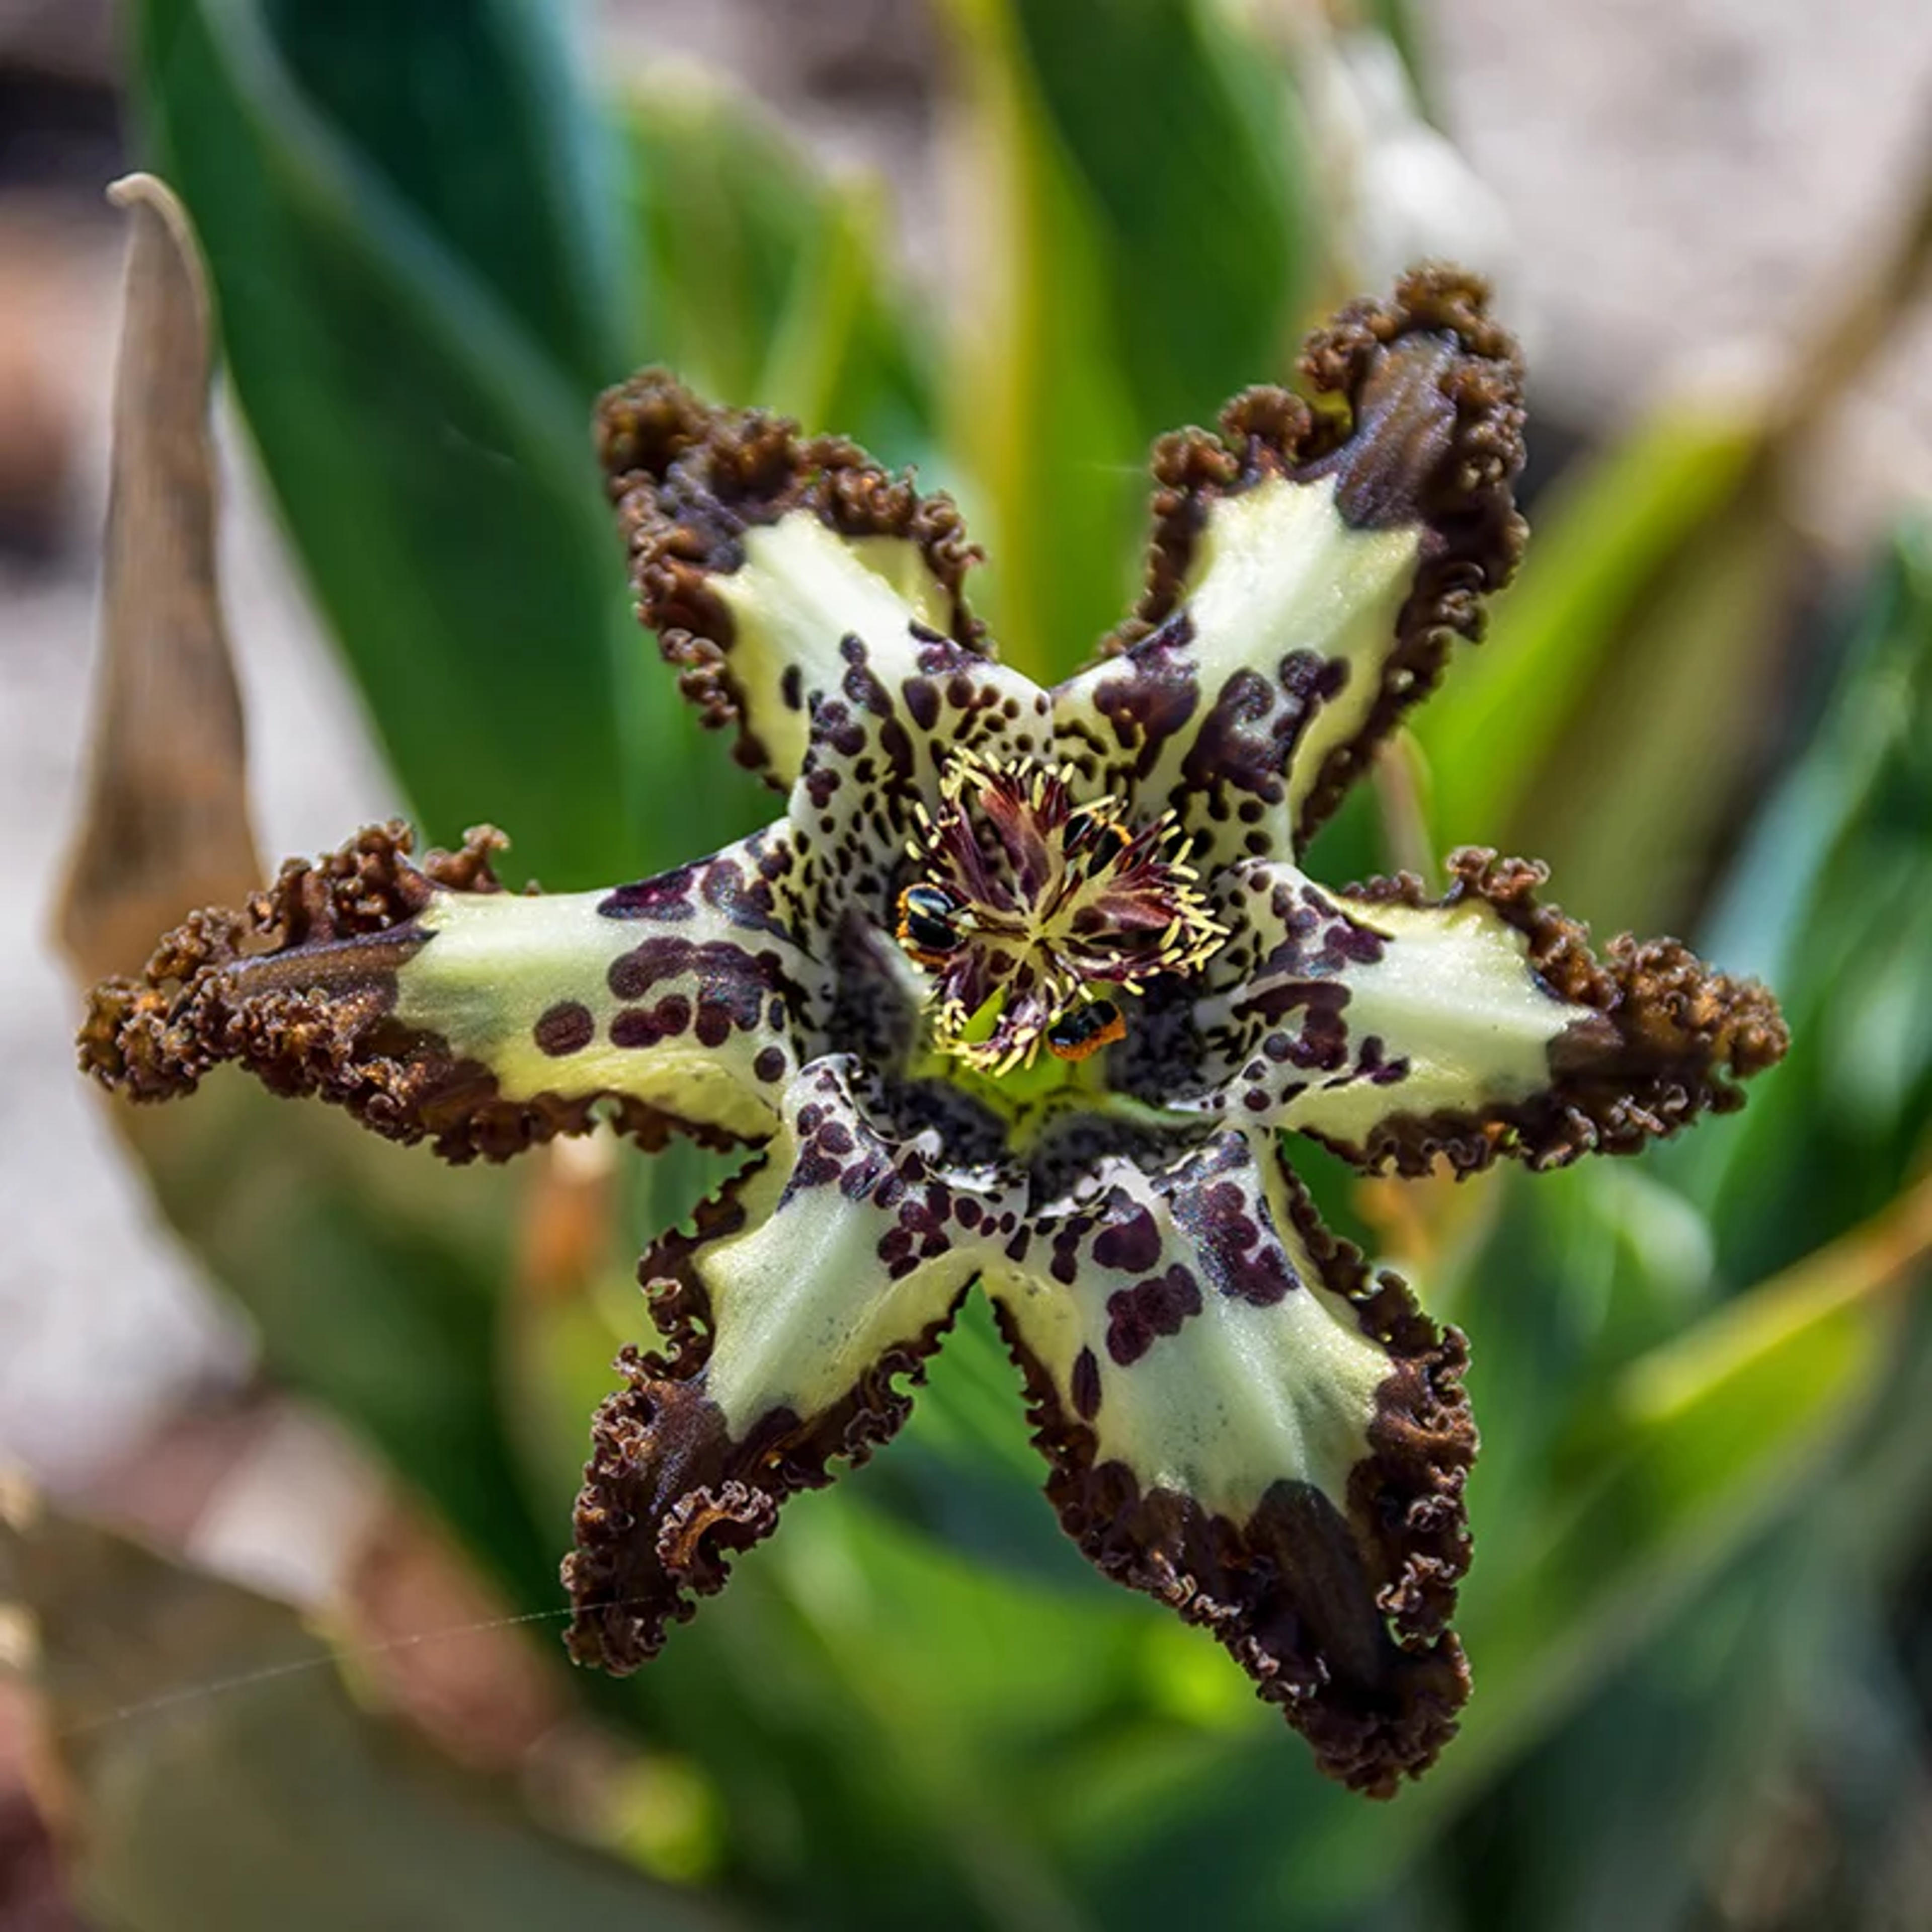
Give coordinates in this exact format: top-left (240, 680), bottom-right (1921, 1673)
top-left (895, 749), bottom-right (1225, 1074)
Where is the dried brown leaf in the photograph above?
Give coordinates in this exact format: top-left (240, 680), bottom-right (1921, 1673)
top-left (56, 174), bottom-right (259, 986)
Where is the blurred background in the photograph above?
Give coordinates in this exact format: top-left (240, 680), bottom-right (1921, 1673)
top-left (4, 1), bottom-right (1932, 1926)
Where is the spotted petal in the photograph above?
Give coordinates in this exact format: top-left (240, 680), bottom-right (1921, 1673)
top-left (74, 257), bottom-right (1795, 1805)
top-left (986, 1128), bottom-right (1475, 1795)
top-left (565, 1057), bottom-right (990, 1667)
top-left (78, 823), bottom-right (819, 1160)
top-left (782, 637), bottom-right (1056, 959)
top-left (1193, 849), bottom-right (1790, 1174)
top-left (1051, 267), bottom-right (1525, 869)
top-left (599, 370), bottom-right (998, 788)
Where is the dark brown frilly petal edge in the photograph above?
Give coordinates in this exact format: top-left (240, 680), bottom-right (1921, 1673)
top-left (1339, 848), bottom-right (1792, 1177)
top-left (994, 1157), bottom-right (1477, 1798)
top-left (76, 820), bottom-right (739, 1165)
top-left (596, 369), bottom-right (987, 780)
top-left (561, 1166), bottom-right (964, 1670)
top-left (1112, 264), bottom-right (1528, 843)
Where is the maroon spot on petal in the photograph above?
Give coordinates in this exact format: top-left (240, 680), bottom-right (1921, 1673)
top-left (1050, 1225), bottom-right (1083, 1285)
top-left (1089, 617), bottom-right (1199, 776)
top-left (1239, 980), bottom-right (1352, 1073)
top-left (840, 1150), bottom-right (893, 1201)
top-left (1281, 649), bottom-right (1349, 707)
top-left (1180, 666), bottom-right (1306, 810)
top-left (879, 715), bottom-right (916, 782)
top-left (1182, 1177), bottom-right (1298, 1306)
top-left (824, 705), bottom-right (866, 759)
top-left (610, 995), bottom-right (691, 1050)
top-left (753, 1045), bottom-right (786, 1082)
top-left (1071, 1346), bottom-right (1102, 1421)
top-left (1105, 1265), bottom-right (1203, 1366)
top-left (791, 1148), bottom-right (842, 1189)
top-left (1321, 918), bottom-right (1387, 969)
top-left (534, 1001), bottom-right (594, 1058)
top-left (904, 676), bottom-right (940, 730)
top-left (1092, 1200), bottom-right (1162, 1274)
top-left (609, 1008), bottom-right (658, 1049)
top-left (599, 865), bottom-right (700, 922)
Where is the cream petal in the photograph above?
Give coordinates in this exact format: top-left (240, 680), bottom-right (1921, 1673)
top-left (599, 369), bottom-right (993, 787)
top-left (1194, 850), bottom-right (1789, 1173)
top-left (564, 1057), bottom-right (1015, 1668)
top-left (985, 1128), bottom-right (1475, 1795)
top-left (1052, 268), bottom-right (1525, 867)
top-left (80, 822), bottom-right (823, 1160)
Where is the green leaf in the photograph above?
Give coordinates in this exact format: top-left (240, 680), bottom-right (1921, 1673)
top-left (939, 0), bottom-right (1142, 679)
top-left (245, 0), bottom-right (635, 392)
top-left (1302, 1179), bottom-right (1928, 1910)
top-left (58, 165), bottom-right (557, 1610)
top-left (1005, 0), bottom-right (1311, 434)
top-left (1505, 484), bottom-right (1791, 933)
top-left (941, 0), bottom-right (1312, 680)
top-left (623, 76), bottom-right (934, 466)
top-left (1416, 393), bottom-right (1764, 870)
top-left (1673, 519), bottom-right (1932, 1285)
top-left (134, 0), bottom-right (766, 888)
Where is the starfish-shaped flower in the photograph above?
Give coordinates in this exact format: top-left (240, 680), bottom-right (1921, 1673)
top-left (79, 270), bottom-right (1787, 1795)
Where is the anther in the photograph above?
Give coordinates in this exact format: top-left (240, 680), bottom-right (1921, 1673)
top-left (897, 883), bottom-right (964, 965)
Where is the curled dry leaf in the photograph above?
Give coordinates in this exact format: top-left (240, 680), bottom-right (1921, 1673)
top-left (56, 173), bottom-right (260, 989)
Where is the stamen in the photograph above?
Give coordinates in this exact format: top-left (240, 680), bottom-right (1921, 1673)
top-left (896, 883), bottom-right (966, 965)
top-left (894, 749), bottom-right (1227, 1073)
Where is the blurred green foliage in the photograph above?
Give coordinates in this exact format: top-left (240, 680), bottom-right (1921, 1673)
top-left (38, 1), bottom-right (1932, 1927)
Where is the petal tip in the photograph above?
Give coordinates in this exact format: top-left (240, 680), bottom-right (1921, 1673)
top-left (71, 822), bottom-right (718, 1164)
top-left (993, 1233), bottom-right (1477, 1799)
top-left (75, 819), bottom-right (470, 1102)
top-left (1108, 267), bottom-right (1527, 840)
top-left (565, 1146), bottom-right (971, 1673)
top-left (1345, 848), bottom-right (1791, 1175)
top-left (595, 370), bottom-right (984, 780)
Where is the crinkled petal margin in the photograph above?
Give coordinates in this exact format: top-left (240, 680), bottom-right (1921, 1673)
top-left (77, 822), bottom-right (818, 1161)
top-left (1052, 265), bottom-right (1526, 864)
top-left (990, 1134), bottom-right (1476, 1796)
top-left (1179, 847), bottom-right (1788, 1177)
top-left (598, 369), bottom-right (987, 786)
top-left (564, 1058), bottom-right (982, 1667)
top-left (1326, 850), bottom-right (1791, 1174)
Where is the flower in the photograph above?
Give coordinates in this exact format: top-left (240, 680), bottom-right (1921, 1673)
top-left (78, 268), bottom-right (1787, 1797)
